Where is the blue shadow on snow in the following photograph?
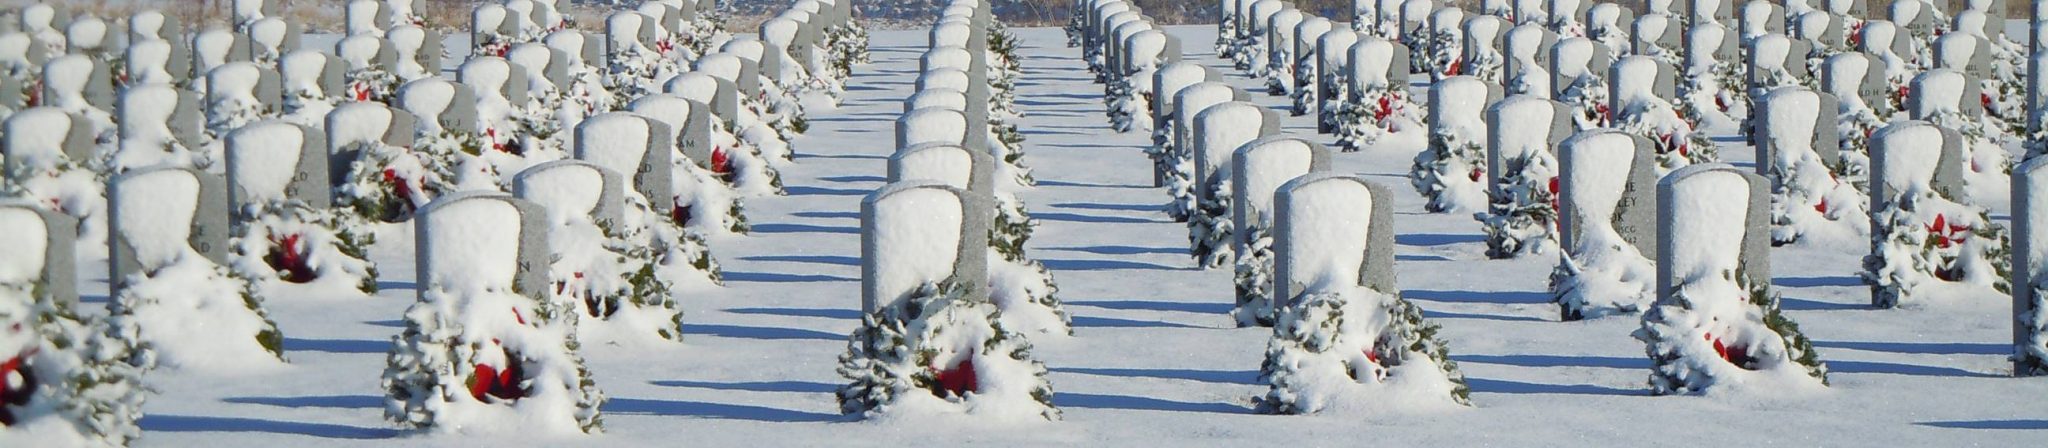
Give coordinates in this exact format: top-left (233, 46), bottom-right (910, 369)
top-left (724, 307), bottom-right (863, 320)
top-left (1916, 419), bottom-right (2048, 430)
top-left (1054, 392), bottom-right (1248, 414)
top-left (691, 323), bottom-right (845, 341)
top-left (1052, 367), bottom-right (1257, 385)
top-left (141, 414), bottom-right (399, 440)
top-left (604, 398), bottom-right (844, 423)
top-left (224, 395), bottom-right (381, 409)
top-left (651, 380), bottom-right (838, 394)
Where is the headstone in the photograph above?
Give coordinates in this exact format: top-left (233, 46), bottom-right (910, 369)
top-left (544, 30), bottom-right (603, 70)
top-left (0, 200), bottom-right (76, 307)
top-left (1868, 120), bottom-right (1968, 221)
top-left (1822, 51), bottom-right (1891, 116)
top-left (1632, 13), bottom-right (1683, 56)
top-left (413, 191), bottom-right (552, 303)
top-left (226, 120), bottom-right (330, 212)
top-left (1550, 37), bottom-right (1612, 99)
top-left (889, 142), bottom-right (995, 198)
top-left (396, 78), bottom-right (480, 133)
top-left (664, 72), bottom-right (739, 125)
top-left (0, 107), bottom-right (95, 176)
top-left (1933, 32), bottom-right (1993, 80)
top-left (1682, 23), bottom-right (1739, 76)
top-left (628, 94), bottom-right (714, 163)
top-left (860, 182), bottom-right (989, 312)
top-left (1687, 0), bottom-right (1736, 26)
top-left (347, 0), bottom-right (393, 36)
top-left (1273, 173), bottom-right (1398, 302)
top-left (1908, 69), bottom-right (1984, 120)
top-left (1558, 129), bottom-right (1659, 259)
top-left (1232, 137), bottom-right (1336, 258)
top-left (458, 56), bottom-right (531, 106)
top-left (386, 25), bottom-right (442, 77)
top-left (1486, 95), bottom-right (1574, 194)
top-left (204, 62), bottom-right (283, 121)
top-left (1174, 82), bottom-right (1238, 165)
top-left (334, 34), bottom-right (399, 73)
top-left (42, 54), bottom-right (114, 111)
top-left (190, 28), bottom-right (252, 79)
top-left (324, 102), bottom-right (418, 186)
top-left (1432, 76), bottom-right (1507, 142)
top-left (1610, 56), bottom-right (1680, 109)
top-left (1738, 0), bottom-right (1788, 47)
top-left (245, 17), bottom-right (301, 63)
top-left (117, 84), bottom-right (206, 158)
top-left (513, 160), bottom-right (627, 227)
top-left (1194, 101), bottom-right (1282, 202)
top-left (1654, 163), bottom-right (1771, 300)
top-left (107, 166), bottom-right (232, 294)
top-left (1504, 24), bottom-right (1558, 91)
top-left (897, 107), bottom-right (969, 151)
top-left (2013, 154), bottom-right (2048, 374)
top-left (1753, 86), bottom-right (1842, 187)
top-left (575, 112), bottom-right (676, 216)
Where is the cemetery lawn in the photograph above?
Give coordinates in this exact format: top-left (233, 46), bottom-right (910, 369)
top-left (109, 26), bottom-right (2046, 445)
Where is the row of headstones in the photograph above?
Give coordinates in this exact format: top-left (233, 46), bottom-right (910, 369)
top-left (1214, 0), bottom-right (2024, 122)
top-left (838, 0), bottom-right (1072, 420)
top-left (1090, 5), bottom-right (1804, 399)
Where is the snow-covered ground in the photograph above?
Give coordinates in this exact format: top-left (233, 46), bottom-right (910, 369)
top-left (98, 26), bottom-right (2046, 445)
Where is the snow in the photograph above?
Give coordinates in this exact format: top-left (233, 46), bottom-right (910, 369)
top-left (225, 122), bottom-right (306, 203)
top-left (114, 170), bottom-right (201, 271)
top-left (892, 144), bottom-right (973, 188)
top-left (1194, 102), bottom-right (1265, 187)
top-left (398, 79), bottom-right (458, 131)
top-left (865, 185), bottom-right (964, 309)
top-left (1663, 169), bottom-right (1747, 288)
top-left (518, 163), bottom-right (606, 222)
top-left (1237, 138), bottom-right (1317, 225)
top-left (900, 107), bottom-right (967, 148)
top-left (420, 196), bottom-right (520, 292)
top-left (575, 113), bottom-right (654, 190)
top-left (1276, 174), bottom-right (1372, 293)
top-left (22, 22), bottom-right (2046, 446)
top-left (328, 102), bottom-right (399, 147)
top-left (0, 206), bottom-right (46, 283)
top-left (1874, 122), bottom-right (1944, 199)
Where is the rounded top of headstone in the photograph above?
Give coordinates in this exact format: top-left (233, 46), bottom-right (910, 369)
top-left (917, 67), bottom-right (971, 92)
top-left (694, 53), bottom-right (743, 83)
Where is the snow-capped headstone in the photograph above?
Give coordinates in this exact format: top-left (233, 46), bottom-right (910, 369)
top-left (664, 73), bottom-right (739, 126)
top-left (1632, 12), bottom-right (1684, 53)
top-left (0, 107), bottom-right (94, 177)
top-left (386, 25), bottom-right (443, 78)
top-left (1685, 0), bottom-right (1736, 26)
top-left (1558, 128), bottom-right (1659, 264)
top-left (1231, 136), bottom-right (1335, 326)
top-left (1273, 173), bottom-right (1398, 301)
top-left (397, 78), bottom-right (480, 133)
top-left (1822, 51), bottom-right (1892, 117)
top-left (1932, 32), bottom-right (1993, 81)
top-left (1550, 37), bottom-right (1612, 99)
top-left (1195, 101), bottom-right (1282, 203)
top-left (190, 28), bottom-right (253, 80)
top-left (107, 166), bottom-right (231, 293)
top-left (1656, 163), bottom-right (1772, 295)
top-left (860, 182), bottom-right (989, 312)
top-left (244, 17), bottom-right (301, 64)
top-left (574, 112), bottom-right (675, 217)
top-left (1642, 162), bottom-right (1827, 393)
top-left (897, 107), bottom-right (969, 151)
top-left (205, 62), bottom-right (282, 122)
top-left (889, 142), bottom-right (995, 199)
top-left (42, 54), bottom-right (112, 111)
top-left (1417, 76), bottom-right (1505, 213)
top-left (1503, 24), bottom-right (1557, 93)
top-left (0, 200), bottom-right (75, 307)
top-left (324, 102), bottom-right (417, 186)
top-left (116, 84), bottom-right (203, 156)
top-left (413, 191), bottom-right (552, 305)
top-left (1908, 68), bottom-right (1985, 120)
top-left (225, 120), bottom-right (330, 213)
top-left (513, 160), bottom-right (627, 229)
top-left (1738, 1), bottom-right (1787, 48)
top-left (459, 56), bottom-right (531, 106)
top-left (1753, 86), bottom-right (1841, 184)
top-left (1867, 120), bottom-right (1969, 230)
top-left (281, 50), bottom-right (346, 102)
top-left (628, 94), bottom-right (713, 163)
top-left (1479, 94), bottom-right (1573, 257)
